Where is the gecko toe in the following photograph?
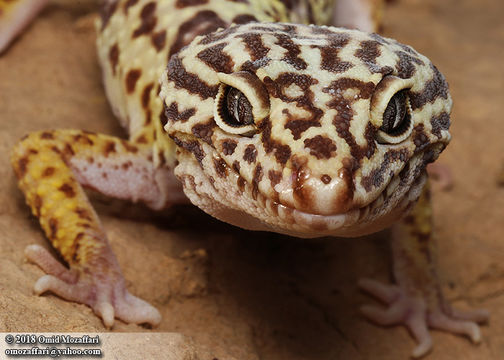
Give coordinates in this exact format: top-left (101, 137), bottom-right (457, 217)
top-left (96, 302), bottom-right (115, 329)
top-left (429, 313), bottom-right (481, 343)
top-left (358, 278), bottom-right (401, 304)
top-left (33, 274), bottom-right (90, 303)
top-left (408, 311), bottom-right (433, 358)
top-left (25, 244), bottom-right (77, 283)
top-left (115, 293), bottom-right (162, 326)
top-left (360, 303), bottom-right (407, 325)
top-left (451, 307), bottom-right (490, 324)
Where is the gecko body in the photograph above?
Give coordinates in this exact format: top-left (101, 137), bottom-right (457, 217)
top-left (6, 0), bottom-right (488, 357)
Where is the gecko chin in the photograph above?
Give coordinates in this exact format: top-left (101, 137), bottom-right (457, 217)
top-left (161, 22), bottom-right (452, 238)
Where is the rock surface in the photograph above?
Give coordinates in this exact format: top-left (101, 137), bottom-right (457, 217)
top-left (0, 0), bottom-right (503, 359)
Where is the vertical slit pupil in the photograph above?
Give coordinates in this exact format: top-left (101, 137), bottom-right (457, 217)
top-left (381, 90), bottom-right (408, 134)
top-left (224, 87), bottom-right (253, 126)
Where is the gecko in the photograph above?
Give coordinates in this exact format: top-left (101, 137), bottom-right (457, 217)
top-left (3, 0), bottom-right (488, 357)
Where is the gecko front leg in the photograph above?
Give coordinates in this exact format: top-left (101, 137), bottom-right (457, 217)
top-left (11, 129), bottom-right (183, 328)
top-left (359, 179), bottom-right (489, 358)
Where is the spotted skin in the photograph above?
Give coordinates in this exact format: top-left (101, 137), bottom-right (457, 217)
top-left (8, 0), bottom-right (487, 357)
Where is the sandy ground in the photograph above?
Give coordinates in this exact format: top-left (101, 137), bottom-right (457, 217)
top-left (1, 0), bottom-right (503, 359)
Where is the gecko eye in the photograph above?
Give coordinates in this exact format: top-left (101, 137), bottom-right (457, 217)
top-left (380, 90), bottom-right (410, 136)
top-left (370, 75), bottom-right (415, 144)
top-left (221, 87), bottom-right (254, 127)
top-left (214, 71), bottom-right (270, 136)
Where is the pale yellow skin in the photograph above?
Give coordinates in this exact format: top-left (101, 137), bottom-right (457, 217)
top-left (6, 0), bottom-right (489, 358)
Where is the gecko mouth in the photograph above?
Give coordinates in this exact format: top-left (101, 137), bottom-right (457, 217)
top-left (256, 160), bottom-right (428, 238)
top-left (210, 146), bottom-right (433, 238)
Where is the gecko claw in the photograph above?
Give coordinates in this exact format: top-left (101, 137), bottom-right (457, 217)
top-left (25, 244), bottom-right (161, 328)
top-left (96, 302), bottom-right (115, 329)
top-left (359, 277), bottom-right (487, 358)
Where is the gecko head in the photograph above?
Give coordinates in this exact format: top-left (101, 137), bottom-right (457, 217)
top-left (159, 22), bottom-right (452, 238)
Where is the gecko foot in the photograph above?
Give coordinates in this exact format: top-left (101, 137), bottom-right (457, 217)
top-left (358, 278), bottom-right (489, 358)
top-left (25, 244), bottom-right (161, 328)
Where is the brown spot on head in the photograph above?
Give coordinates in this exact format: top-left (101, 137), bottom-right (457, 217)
top-left (237, 176), bottom-right (246, 192)
top-left (232, 160), bottom-right (240, 173)
top-left (265, 73), bottom-right (322, 139)
top-left (315, 35), bottom-right (353, 73)
top-left (237, 33), bottom-right (270, 61)
top-left (251, 164), bottom-right (263, 200)
top-left (243, 144), bottom-right (257, 164)
top-left (409, 64), bottom-right (448, 110)
top-left (268, 170), bottom-right (282, 193)
top-left (321, 174), bottom-right (331, 184)
top-left (191, 121), bottom-right (214, 144)
top-left (221, 140), bottom-right (237, 156)
top-left (304, 135), bottom-right (337, 159)
top-left (197, 43), bottom-right (234, 73)
top-left (354, 40), bottom-right (393, 74)
top-left (164, 102), bottom-right (196, 123)
top-left (259, 117), bottom-right (291, 165)
top-left (395, 51), bottom-right (424, 79)
top-left (167, 57), bottom-right (219, 99)
top-left (430, 112), bottom-right (450, 138)
top-left (213, 157), bottom-right (228, 178)
top-left (324, 79), bottom-right (376, 162)
top-left (284, 119), bottom-right (322, 140)
top-left (171, 136), bottom-right (205, 165)
top-left (413, 124), bottom-right (429, 149)
top-left (126, 69), bottom-right (142, 94)
top-left (274, 33), bottom-right (307, 70)
top-left (361, 149), bottom-right (409, 191)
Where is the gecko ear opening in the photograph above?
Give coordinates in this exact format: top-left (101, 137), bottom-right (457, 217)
top-left (214, 71), bottom-right (270, 136)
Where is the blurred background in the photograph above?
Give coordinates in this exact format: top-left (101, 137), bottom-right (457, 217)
top-left (0, 0), bottom-right (503, 359)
